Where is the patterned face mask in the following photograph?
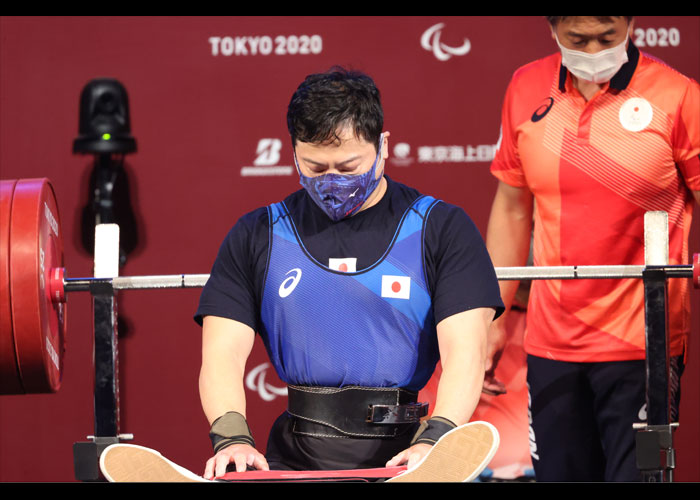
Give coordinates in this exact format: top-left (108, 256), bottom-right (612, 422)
top-left (556, 32), bottom-right (629, 84)
top-left (295, 134), bottom-right (384, 222)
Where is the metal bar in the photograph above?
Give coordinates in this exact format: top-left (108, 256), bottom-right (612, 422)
top-left (496, 265), bottom-right (647, 280)
top-left (62, 266), bottom-right (693, 292)
top-left (496, 264), bottom-right (691, 281)
top-left (64, 274), bottom-right (210, 291)
top-left (112, 274), bottom-right (210, 289)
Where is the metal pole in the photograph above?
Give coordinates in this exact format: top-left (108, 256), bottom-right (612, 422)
top-left (73, 225), bottom-right (125, 481)
top-left (637, 267), bottom-right (674, 482)
top-left (92, 288), bottom-right (120, 438)
top-left (635, 212), bottom-right (676, 482)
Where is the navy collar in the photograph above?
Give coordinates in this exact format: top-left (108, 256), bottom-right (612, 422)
top-left (558, 41), bottom-right (640, 92)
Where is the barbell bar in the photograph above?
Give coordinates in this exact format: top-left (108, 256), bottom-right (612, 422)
top-left (57, 264), bottom-right (693, 293)
top-left (1, 178), bottom-right (699, 395)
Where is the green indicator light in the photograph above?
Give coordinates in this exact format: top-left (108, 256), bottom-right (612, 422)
top-left (102, 133), bottom-right (111, 140)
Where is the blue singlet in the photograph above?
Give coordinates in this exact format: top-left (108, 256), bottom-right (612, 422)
top-left (259, 195), bottom-right (440, 392)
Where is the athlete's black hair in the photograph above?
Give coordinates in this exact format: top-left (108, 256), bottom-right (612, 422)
top-left (287, 66), bottom-right (383, 150)
top-left (546, 16), bottom-right (633, 26)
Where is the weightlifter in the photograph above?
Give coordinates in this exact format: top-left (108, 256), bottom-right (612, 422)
top-left (484, 16), bottom-right (700, 481)
top-left (194, 67), bottom-right (504, 479)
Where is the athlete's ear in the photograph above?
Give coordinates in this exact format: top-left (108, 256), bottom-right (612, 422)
top-left (627, 18), bottom-right (635, 41)
top-left (381, 131), bottom-right (390, 160)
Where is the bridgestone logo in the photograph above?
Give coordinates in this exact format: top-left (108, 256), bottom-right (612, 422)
top-left (241, 166), bottom-right (292, 177)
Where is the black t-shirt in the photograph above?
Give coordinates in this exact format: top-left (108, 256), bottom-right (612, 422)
top-left (195, 176), bottom-right (503, 332)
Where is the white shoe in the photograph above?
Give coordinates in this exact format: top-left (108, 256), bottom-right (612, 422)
top-left (387, 421), bottom-right (499, 482)
top-left (99, 422), bottom-right (499, 483)
top-left (100, 443), bottom-right (211, 482)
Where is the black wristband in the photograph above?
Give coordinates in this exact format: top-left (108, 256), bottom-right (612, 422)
top-left (209, 411), bottom-right (256, 453)
top-left (410, 416), bottom-right (457, 446)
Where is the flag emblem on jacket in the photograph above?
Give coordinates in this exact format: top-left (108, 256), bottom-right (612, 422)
top-left (381, 275), bottom-right (411, 299)
top-left (329, 258), bottom-right (357, 273)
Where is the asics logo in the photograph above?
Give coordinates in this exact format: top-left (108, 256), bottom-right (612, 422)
top-left (638, 404), bottom-right (647, 421)
top-left (348, 188), bottom-right (359, 198)
top-left (421, 23), bottom-right (471, 61)
top-left (531, 97), bottom-right (554, 122)
top-left (278, 268), bottom-right (302, 297)
top-left (527, 384), bottom-right (540, 461)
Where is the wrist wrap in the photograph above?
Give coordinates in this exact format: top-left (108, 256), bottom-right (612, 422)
top-left (209, 411), bottom-right (255, 453)
top-left (410, 416), bottom-right (457, 446)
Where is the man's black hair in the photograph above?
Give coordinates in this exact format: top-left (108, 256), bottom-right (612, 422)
top-left (546, 16), bottom-right (633, 26)
top-left (287, 66), bottom-right (383, 150)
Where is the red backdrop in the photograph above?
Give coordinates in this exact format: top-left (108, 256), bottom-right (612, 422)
top-left (0, 16), bottom-right (698, 481)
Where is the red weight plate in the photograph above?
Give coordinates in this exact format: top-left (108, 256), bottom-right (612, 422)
top-left (694, 253), bottom-right (699, 289)
top-left (0, 179), bottom-right (25, 394)
top-left (9, 178), bottom-right (66, 393)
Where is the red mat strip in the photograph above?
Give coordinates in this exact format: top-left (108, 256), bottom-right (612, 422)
top-left (219, 465), bottom-right (407, 482)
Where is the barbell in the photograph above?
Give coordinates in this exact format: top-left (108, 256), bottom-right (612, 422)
top-left (1, 178), bottom-right (699, 395)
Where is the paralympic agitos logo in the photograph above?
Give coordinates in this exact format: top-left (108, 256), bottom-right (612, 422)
top-left (531, 97), bottom-right (554, 122)
top-left (421, 23), bottom-right (471, 61)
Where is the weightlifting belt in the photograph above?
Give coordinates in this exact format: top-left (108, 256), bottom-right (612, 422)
top-left (287, 385), bottom-right (428, 438)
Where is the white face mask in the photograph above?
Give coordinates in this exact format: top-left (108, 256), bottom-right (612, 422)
top-left (555, 32), bottom-right (629, 84)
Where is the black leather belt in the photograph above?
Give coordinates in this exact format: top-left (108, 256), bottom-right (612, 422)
top-left (287, 385), bottom-right (429, 438)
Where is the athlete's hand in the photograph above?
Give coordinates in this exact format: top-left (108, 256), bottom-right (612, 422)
top-left (386, 443), bottom-right (432, 470)
top-left (483, 320), bottom-right (507, 396)
top-left (204, 443), bottom-right (269, 479)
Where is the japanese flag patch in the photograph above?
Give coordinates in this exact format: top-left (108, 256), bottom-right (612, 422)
top-left (329, 258), bottom-right (357, 273)
top-left (381, 275), bottom-right (411, 300)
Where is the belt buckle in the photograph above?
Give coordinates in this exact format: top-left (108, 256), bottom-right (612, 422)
top-left (366, 402), bottom-right (429, 424)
